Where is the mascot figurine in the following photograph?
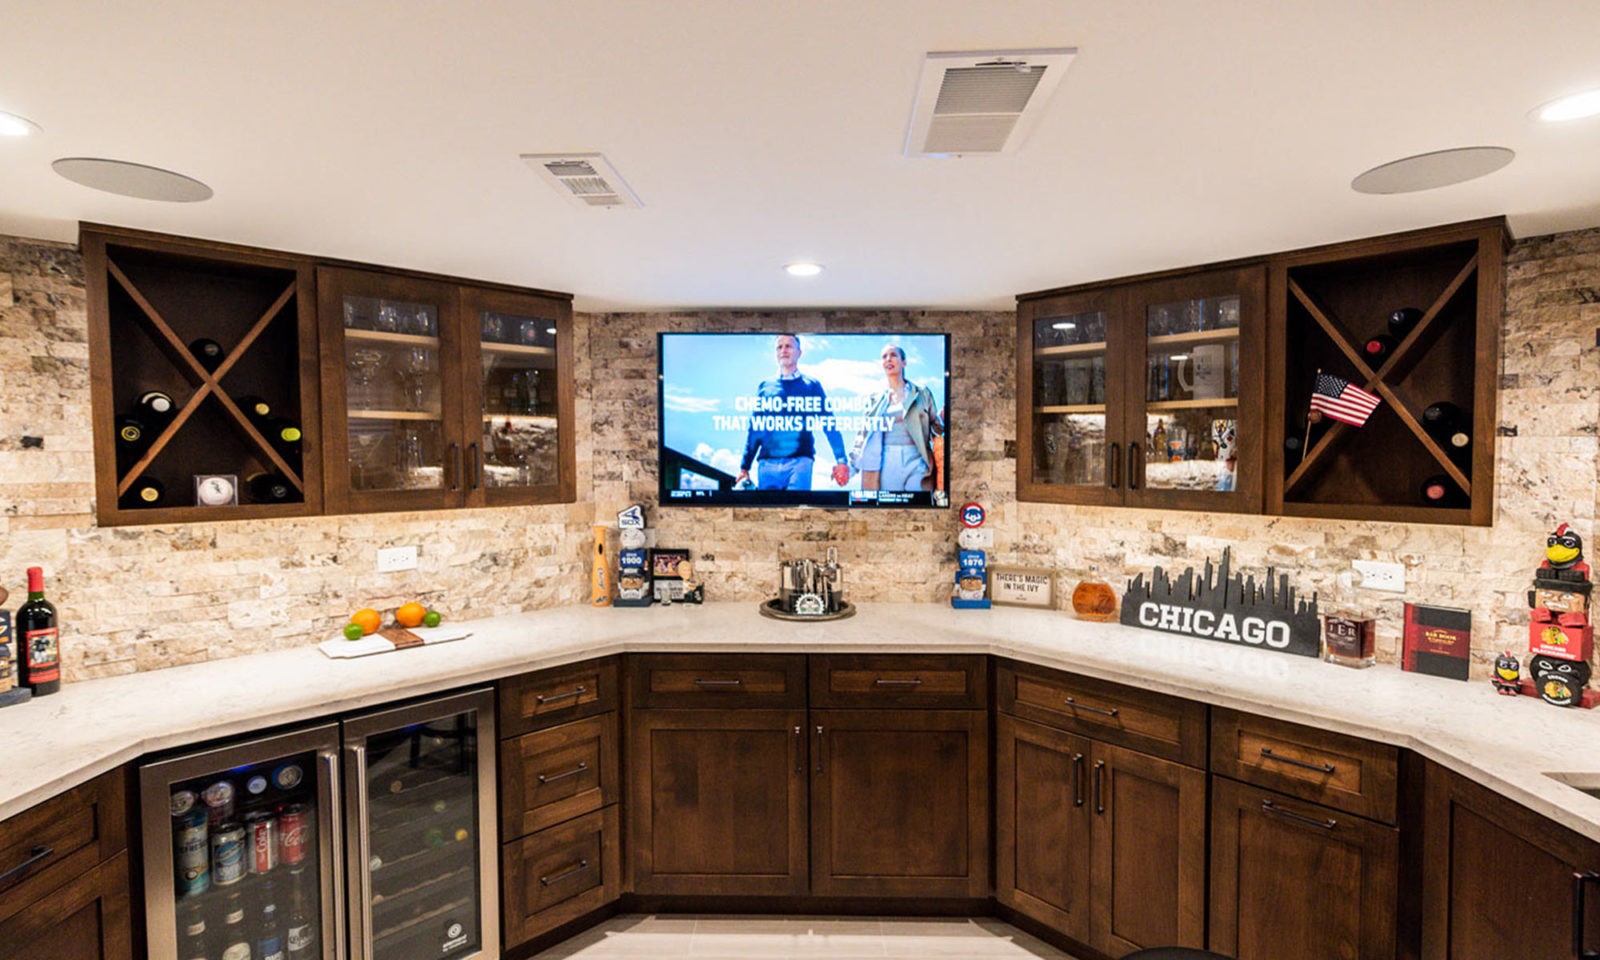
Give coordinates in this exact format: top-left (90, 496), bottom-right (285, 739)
top-left (1523, 522), bottom-right (1594, 706)
top-left (1491, 652), bottom-right (1521, 696)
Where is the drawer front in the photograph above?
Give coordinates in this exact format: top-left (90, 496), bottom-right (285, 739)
top-left (0, 850), bottom-right (132, 960)
top-left (0, 770), bottom-right (126, 926)
top-left (997, 662), bottom-right (1207, 768)
top-left (499, 657), bottom-right (618, 737)
top-left (630, 654), bottom-right (806, 709)
top-left (1211, 708), bottom-right (1398, 822)
top-left (501, 713), bottom-right (619, 840)
top-left (811, 655), bottom-right (987, 709)
top-left (502, 805), bottom-right (621, 949)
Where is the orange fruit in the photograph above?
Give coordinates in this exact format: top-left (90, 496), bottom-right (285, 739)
top-left (351, 608), bottom-right (382, 636)
top-left (395, 602), bottom-right (427, 628)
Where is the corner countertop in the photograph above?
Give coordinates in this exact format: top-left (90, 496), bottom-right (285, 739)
top-left (3, 602), bottom-right (1599, 839)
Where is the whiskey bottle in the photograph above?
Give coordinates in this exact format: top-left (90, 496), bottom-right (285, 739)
top-left (1071, 564), bottom-right (1118, 622)
top-left (15, 567), bottom-right (59, 696)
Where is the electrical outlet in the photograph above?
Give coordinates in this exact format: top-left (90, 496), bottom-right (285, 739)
top-left (377, 545), bottom-right (418, 573)
top-left (1352, 559), bottom-right (1404, 593)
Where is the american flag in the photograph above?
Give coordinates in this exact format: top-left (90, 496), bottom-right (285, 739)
top-left (1310, 372), bottom-right (1381, 427)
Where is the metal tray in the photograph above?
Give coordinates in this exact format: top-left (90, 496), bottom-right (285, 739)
top-left (758, 597), bottom-right (856, 622)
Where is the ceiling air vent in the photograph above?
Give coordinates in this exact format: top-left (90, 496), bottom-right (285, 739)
top-left (521, 153), bottom-right (643, 209)
top-left (904, 48), bottom-right (1077, 158)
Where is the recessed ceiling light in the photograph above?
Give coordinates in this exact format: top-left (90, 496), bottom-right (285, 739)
top-left (1351, 146), bottom-right (1514, 195)
top-left (1534, 88), bottom-right (1600, 123)
top-left (785, 262), bottom-right (823, 277)
top-left (52, 157), bottom-right (213, 202)
top-left (0, 111), bottom-right (41, 137)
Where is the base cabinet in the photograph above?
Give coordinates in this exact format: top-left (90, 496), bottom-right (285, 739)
top-left (996, 716), bottom-right (1095, 942)
top-left (1210, 777), bottom-right (1398, 960)
top-left (0, 852), bottom-right (131, 960)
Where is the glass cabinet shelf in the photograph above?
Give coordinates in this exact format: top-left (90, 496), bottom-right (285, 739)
top-left (481, 342), bottom-right (555, 357)
top-left (344, 328), bottom-right (441, 348)
top-left (349, 410), bottom-right (445, 421)
top-left (1035, 341), bottom-right (1108, 358)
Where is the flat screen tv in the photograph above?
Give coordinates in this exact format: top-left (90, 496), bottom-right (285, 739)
top-left (658, 332), bottom-right (951, 508)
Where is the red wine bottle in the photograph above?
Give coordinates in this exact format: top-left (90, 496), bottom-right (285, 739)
top-left (15, 567), bottom-right (59, 696)
top-left (1420, 474), bottom-right (1467, 508)
top-left (1387, 307), bottom-right (1423, 338)
top-left (1363, 334), bottom-right (1397, 364)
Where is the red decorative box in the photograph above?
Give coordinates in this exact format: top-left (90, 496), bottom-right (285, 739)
top-left (1528, 617), bottom-right (1594, 661)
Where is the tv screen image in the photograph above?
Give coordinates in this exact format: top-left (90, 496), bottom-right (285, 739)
top-left (658, 332), bottom-right (951, 508)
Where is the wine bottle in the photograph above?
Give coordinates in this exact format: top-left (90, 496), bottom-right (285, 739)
top-left (1387, 307), bottom-right (1423, 338)
top-left (267, 419), bottom-right (303, 460)
top-left (123, 477), bottom-right (165, 509)
top-left (246, 472), bottom-right (294, 503)
top-left (116, 415), bottom-right (148, 463)
top-left (1422, 401), bottom-right (1471, 450)
top-left (189, 338), bottom-right (225, 373)
top-left (1284, 436), bottom-right (1303, 455)
top-left (1420, 474), bottom-right (1467, 508)
top-left (236, 394), bottom-right (273, 424)
top-left (15, 567), bottom-right (59, 696)
top-left (137, 390), bottom-right (175, 429)
top-left (1363, 334), bottom-right (1397, 364)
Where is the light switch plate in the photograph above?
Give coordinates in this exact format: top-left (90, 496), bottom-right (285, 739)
top-left (377, 545), bottom-right (418, 573)
top-left (1352, 559), bottom-right (1404, 593)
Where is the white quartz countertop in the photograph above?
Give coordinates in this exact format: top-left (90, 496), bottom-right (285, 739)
top-left (3, 601), bottom-right (1600, 840)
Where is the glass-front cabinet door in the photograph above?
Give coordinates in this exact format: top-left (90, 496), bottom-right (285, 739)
top-left (458, 287), bottom-right (574, 506)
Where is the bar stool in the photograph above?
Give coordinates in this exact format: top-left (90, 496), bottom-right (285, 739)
top-left (1122, 950), bottom-right (1235, 960)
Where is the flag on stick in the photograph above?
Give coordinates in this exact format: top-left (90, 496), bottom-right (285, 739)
top-left (1310, 372), bottom-right (1380, 427)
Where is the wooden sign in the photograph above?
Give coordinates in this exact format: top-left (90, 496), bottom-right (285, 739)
top-left (989, 567), bottom-right (1054, 608)
top-left (1120, 547), bottom-right (1320, 657)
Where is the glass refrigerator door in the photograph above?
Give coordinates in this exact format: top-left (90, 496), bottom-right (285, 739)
top-left (140, 724), bottom-right (343, 960)
top-left (344, 689), bottom-right (497, 960)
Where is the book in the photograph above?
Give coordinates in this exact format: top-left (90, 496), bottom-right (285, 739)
top-left (1402, 603), bottom-right (1472, 681)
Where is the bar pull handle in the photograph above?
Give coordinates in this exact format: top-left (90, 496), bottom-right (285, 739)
top-left (693, 678), bottom-right (744, 687)
top-left (1128, 442), bottom-right (1142, 490)
top-left (1259, 747), bottom-right (1336, 774)
top-left (1093, 760), bottom-right (1106, 815)
top-left (1261, 799), bottom-right (1337, 831)
top-left (1063, 696), bottom-right (1119, 719)
top-left (0, 845), bottom-right (53, 886)
top-left (1072, 753), bottom-right (1085, 808)
top-left (331, 747), bottom-right (355, 960)
top-left (534, 685), bottom-right (586, 706)
top-left (448, 442), bottom-right (461, 491)
top-left (873, 678), bottom-right (923, 687)
top-left (540, 859), bottom-right (591, 886)
top-left (794, 725), bottom-right (803, 774)
top-left (1574, 870), bottom-right (1600, 959)
top-left (468, 442), bottom-right (481, 490)
top-left (815, 725), bottom-right (825, 775)
top-left (537, 762), bottom-right (589, 785)
top-left (1108, 441), bottom-right (1121, 489)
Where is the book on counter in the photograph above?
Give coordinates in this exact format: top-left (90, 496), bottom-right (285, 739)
top-left (1402, 602), bottom-right (1472, 681)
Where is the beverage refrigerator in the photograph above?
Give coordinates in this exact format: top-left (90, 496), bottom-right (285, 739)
top-left (139, 688), bottom-right (499, 960)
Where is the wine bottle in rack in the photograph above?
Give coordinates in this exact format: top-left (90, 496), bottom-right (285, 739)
top-left (1284, 436), bottom-right (1303, 455)
top-left (137, 390), bottom-right (175, 429)
top-left (246, 473), bottom-right (294, 503)
top-left (236, 395), bottom-right (273, 424)
top-left (1420, 474), bottom-right (1467, 508)
top-left (1387, 307), bottom-right (1423, 338)
top-left (267, 420), bottom-right (303, 461)
top-left (188, 338), bottom-right (225, 373)
top-left (116, 415), bottom-right (148, 465)
top-left (1363, 334), bottom-right (1397, 364)
top-left (1422, 401), bottom-right (1471, 451)
top-left (123, 477), bottom-right (165, 509)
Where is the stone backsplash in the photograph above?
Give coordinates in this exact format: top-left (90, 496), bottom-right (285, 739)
top-left (1, 225), bottom-right (1597, 682)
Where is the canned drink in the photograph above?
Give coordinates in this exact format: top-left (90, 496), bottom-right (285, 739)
top-left (211, 822), bottom-right (246, 886)
top-left (170, 789), bottom-right (198, 817)
top-left (245, 811), bottom-right (277, 875)
top-left (174, 809), bottom-right (209, 897)
top-left (278, 804), bottom-right (310, 866)
top-left (201, 780), bottom-right (236, 830)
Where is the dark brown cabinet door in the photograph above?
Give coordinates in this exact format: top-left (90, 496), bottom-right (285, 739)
top-left (1211, 777), bottom-right (1398, 960)
top-left (628, 708), bottom-right (809, 896)
top-left (1422, 764), bottom-right (1600, 960)
top-left (995, 715), bottom-right (1093, 942)
top-left (0, 852), bottom-right (131, 960)
top-left (811, 709), bottom-right (988, 899)
top-left (1091, 742), bottom-right (1207, 956)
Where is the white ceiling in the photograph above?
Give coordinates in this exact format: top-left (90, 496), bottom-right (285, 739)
top-left (2, 1), bottom-right (1598, 312)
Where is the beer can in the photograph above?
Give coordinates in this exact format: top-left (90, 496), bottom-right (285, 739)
top-left (201, 780), bottom-right (236, 830)
top-left (174, 809), bottom-right (209, 897)
top-left (211, 822), bottom-right (246, 886)
top-left (278, 804), bottom-right (310, 866)
top-left (245, 810), bottom-right (277, 875)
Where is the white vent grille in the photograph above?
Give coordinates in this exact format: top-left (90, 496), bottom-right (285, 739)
top-left (521, 153), bottom-right (643, 209)
top-left (905, 49), bottom-right (1077, 157)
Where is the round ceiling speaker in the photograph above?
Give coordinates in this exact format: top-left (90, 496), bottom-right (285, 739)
top-left (52, 157), bottom-right (213, 202)
top-left (1351, 146), bottom-right (1514, 195)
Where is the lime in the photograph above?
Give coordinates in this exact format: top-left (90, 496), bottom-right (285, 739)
top-left (343, 622), bottom-right (365, 641)
top-left (422, 610), bottom-right (442, 628)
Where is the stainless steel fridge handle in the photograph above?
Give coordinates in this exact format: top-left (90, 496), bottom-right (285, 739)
top-left (352, 743), bottom-right (374, 960)
top-left (322, 748), bottom-right (348, 960)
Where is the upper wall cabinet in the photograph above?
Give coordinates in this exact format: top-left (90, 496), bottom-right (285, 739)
top-left (1018, 264), bottom-right (1266, 513)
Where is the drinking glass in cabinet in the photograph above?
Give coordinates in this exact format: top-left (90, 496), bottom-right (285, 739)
top-left (1207, 296), bottom-right (1241, 329)
top-left (1141, 413), bottom-right (1240, 493)
top-left (348, 422), bottom-right (445, 492)
top-left (1033, 412), bottom-right (1107, 486)
top-left (1033, 311), bottom-right (1106, 347)
top-left (345, 295), bottom-right (379, 329)
top-left (1147, 299), bottom-right (1205, 337)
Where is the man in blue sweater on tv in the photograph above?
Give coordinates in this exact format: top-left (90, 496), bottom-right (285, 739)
top-left (735, 333), bottom-right (850, 490)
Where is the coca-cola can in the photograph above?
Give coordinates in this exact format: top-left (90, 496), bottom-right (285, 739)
top-left (278, 804), bottom-right (310, 866)
top-left (245, 810), bottom-right (277, 875)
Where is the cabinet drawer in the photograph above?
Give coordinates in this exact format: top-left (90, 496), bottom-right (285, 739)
top-left (997, 661), bottom-right (1207, 768)
top-left (629, 654), bottom-right (806, 709)
top-left (501, 713), bottom-right (619, 840)
top-left (1211, 708), bottom-right (1398, 823)
top-left (502, 805), bottom-right (621, 950)
top-left (0, 850), bottom-right (132, 960)
top-left (0, 770), bottom-right (126, 927)
top-left (499, 657), bottom-right (618, 738)
top-left (810, 655), bottom-right (987, 709)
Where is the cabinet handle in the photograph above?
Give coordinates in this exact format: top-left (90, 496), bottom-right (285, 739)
top-left (794, 725), bottom-right (803, 774)
top-left (536, 762), bottom-right (589, 785)
top-left (1108, 441), bottom-right (1121, 489)
top-left (1063, 696), bottom-right (1119, 719)
top-left (540, 859), bottom-right (591, 886)
top-left (1072, 753), bottom-right (1085, 808)
top-left (815, 725), bottom-right (825, 774)
top-left (1259, 747), bottom-right (1336, 774)
top-left (534, 685), bottom-right (586, 706)
top-left (1129, 442), bottom-right (1142, 490)
top-left (693, 678), bottom-right (744, 687)
top-left (448, 443), bottom-right (461, 491)
top-left (1261, 799), bottom-right (1337, 830)
top-left (1093, 760), bottom-right (1106, 815)
top-left (1575, 870), bottom-right (1600, 959)
top-left (873, 678), bottom-right (923, 687)
top-left (468, 442), bottom-right (481, 490)
top-left (0, 845), bottom-right (53, 886)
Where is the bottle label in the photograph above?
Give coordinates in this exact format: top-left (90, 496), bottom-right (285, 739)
top-left (287, 924), bottom-right (314, 952)
top-left (23, 628), bottom-right (58, 684)
top-left (221, 944), bottom-right (251, 960)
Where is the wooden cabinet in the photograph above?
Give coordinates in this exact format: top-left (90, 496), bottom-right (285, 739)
top-left (1421, 762), bottom-right (1600, 960)
top-left (501, 806), bottom-right (621, 950)
top-left (995, 715), bottom-right (1094, 942)
top-left (810, 654), bottom-right (986, 709)
top-left (317, 267), bottom-right (574, 514)
top-left (1212, 707), bottom-right (1399, 822)
top-left (1210, 777), bottom-right (1398, 960)
top-left (1017, 263), bottom-right (1267, 513)
top-left (0, 852), bottom-right (131, 960)
top-left (810, 708), bottom-right (989, 899)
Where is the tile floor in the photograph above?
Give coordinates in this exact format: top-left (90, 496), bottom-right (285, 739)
top-left (530, 914), bottom-right (1083, 959)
